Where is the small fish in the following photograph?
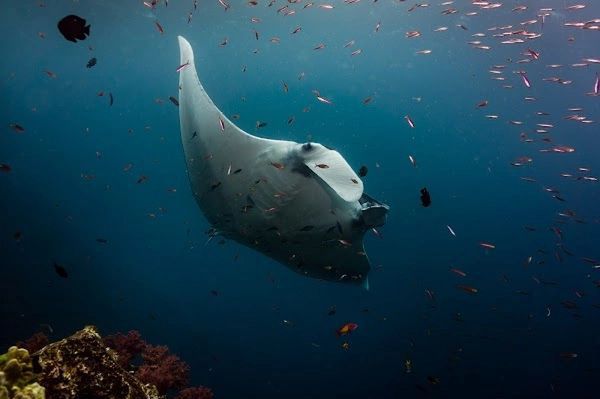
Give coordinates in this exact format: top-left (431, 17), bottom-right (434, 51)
top-left (450, 268), bottom-right (467, 277)
top-left (519, 71), bottom-right (531, 88)
top-left (358, 165), bottom-right (368, 177)
top-left (594, 73), bottom-right (599, 95)
top-left (408, 155), bottom-right (417, 167)
top-left (155, 21), bottom-right (164, 34)
top-left (53, 262), bottom-right (68, 278)
top-left (420, 187), bottom-right (431, 207)
top-left (316, 95), bottom-right (332, 104)
top-left (480, 242), bottom-right (496, 249)
top-left (404, 359), bottom-right (412, 373)
top-left (427, 376), bottom-right (440, 385)
top-left (336, 322), bottom-right (358, 336)
top-left (315, 163), bottom-right (329, 169)
top-left (405, 115), bottom-right (415, 128)
top-left (9, 123), bottom-right (25, 133)
top-left (218, 0), bottom-right (230, 10)
top-left (457, 285), bottom-right (478, 294)
top-left (96, 238), bottom-right (108, 244)
top-left (271, 162), bottom-right (285, 170)
top-left (447, 225), bottom-right (456, 237)
top-left (169, 96), bottom-right (179, 107)
top-left (176, 61), bottom-right (190, 73)
top-left (527, 48), bottom-right (540, 60)
top-left (256, 121), bottom-right (267, 128)
top-left (559, 352), bottom-right (578, 359)
top-left (137, 175), bottom-right (148, 184)
top-left (425, 289), bottom-right (435, 302)
top-left (86, 57), bottom-right (97, 68)
top-left (0, 163), bottom-right (12, 173)
top-left (219, 117), bottom-right (225, 132)
top-left (109, 92), bottom-right (114, 106)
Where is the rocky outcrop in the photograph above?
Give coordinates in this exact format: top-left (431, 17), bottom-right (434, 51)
top-left (31, 326), bottom-right (159, 399)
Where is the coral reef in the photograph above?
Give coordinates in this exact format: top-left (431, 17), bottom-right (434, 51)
top-left (7, 327), bottom-right (213, 399)
top-left (15, 333), bottom-right (49, 355)
top-left (32, 326), bottom-right (159, 399)
top-left (136, 345), bottom-right (189, 395)
top-left (174, 387), bottom-right (214, 399)
top-left (103, 331), bottom-right (192, 396)
top-left (103, 330), bottom-right (146, 368)
top-left (0, 346), bottom-right (45, 399)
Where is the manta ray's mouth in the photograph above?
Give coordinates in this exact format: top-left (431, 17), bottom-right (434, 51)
top-left (359, 194), bottom-right (390, 228)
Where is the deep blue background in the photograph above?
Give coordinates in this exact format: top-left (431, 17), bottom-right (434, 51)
top-left (1, 1), bottom-right (599, 397)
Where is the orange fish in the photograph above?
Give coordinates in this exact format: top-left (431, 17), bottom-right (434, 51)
top-left (450, 268), bottom-right (467, 277)
top-left (457, 285), bottom-right (478, 294)
top-left (336, 322), bottom-right (358, 336)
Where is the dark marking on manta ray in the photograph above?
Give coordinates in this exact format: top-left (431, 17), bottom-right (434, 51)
top-left (210, 181), bottom-right (221, 191)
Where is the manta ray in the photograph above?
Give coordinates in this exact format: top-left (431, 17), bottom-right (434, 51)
top-left (177, 36), bottom-right (389, 287)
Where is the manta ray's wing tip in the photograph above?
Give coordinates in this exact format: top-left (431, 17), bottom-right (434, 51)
top-left (178, 36), bottom-right (193, 63)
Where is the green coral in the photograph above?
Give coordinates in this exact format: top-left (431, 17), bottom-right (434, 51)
top-left (0, 347), bottom-right (45, 399)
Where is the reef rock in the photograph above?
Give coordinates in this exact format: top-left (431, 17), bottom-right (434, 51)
top-left (32, 326), bottom-right (159, 399)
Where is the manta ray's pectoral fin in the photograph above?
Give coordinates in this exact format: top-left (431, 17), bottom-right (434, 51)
top-left (300, 144), bottom-right (364, 202)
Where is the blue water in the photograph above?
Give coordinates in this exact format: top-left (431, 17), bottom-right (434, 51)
top-left (2, 1), bottom-right (600, 397)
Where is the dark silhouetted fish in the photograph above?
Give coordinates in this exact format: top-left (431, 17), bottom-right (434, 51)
top-left (86, 57), bottom-right (97, 68)
top-left (53, 262), bottom-right (68, 278)
top-left (420, 187), bottom-right (431, 207)
top-left (169, 96), bottom-right (179, 107)
top-left (358, 165), bottom-right (368, 177)
top-left (57, 15), bottom-right (90, 43)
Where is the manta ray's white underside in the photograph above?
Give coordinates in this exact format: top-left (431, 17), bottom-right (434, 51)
top-left (177, 36), bottom-right (389, 285)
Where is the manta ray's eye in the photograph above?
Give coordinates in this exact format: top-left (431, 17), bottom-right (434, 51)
top-left (302, 142), bottom-right (313, 151)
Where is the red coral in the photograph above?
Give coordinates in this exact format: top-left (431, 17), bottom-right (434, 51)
top-left (175, 387), bottom-right (214, 399)
top-left (135, 344), bottom-right (189, 394)
top-left (103, 330), bottom-right (147, 368)
top-left (16, 332), bottom-right (49, 353)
